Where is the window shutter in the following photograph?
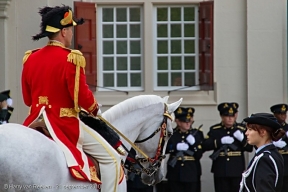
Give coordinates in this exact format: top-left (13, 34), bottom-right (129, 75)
top-left (74, 2), bottom-right (97, 91)
top-left (199, 1), bottom-right (214, 90)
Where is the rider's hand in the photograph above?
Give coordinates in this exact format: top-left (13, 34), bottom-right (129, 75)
top-left (91, 103), bottom-right (102, 117)
top-left (176, 143), bottom-right (189, 151)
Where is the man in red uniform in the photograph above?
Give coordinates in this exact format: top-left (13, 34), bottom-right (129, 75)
top-left (21, 5), bottom-right (121, 192)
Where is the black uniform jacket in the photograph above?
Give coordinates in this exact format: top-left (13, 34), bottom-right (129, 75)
top-left (240, 144), bottom-right (284, 192)
top-left (166, 127), bottom-right (204, 182)
top-left (0, 106), bottom-right (13, 124)
top-left (275, 122), bottom-right (288, 176)
top-left (202, 122), bottom-right (253, 177)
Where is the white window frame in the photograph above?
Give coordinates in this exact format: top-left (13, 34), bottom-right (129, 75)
top-left (98, 6), bottom-right (144, 91)
top-left (153, 5), bottom-right (200, 91)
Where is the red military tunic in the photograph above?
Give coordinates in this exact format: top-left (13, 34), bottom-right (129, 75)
top-left (21, 41), bottom-right (99, 181)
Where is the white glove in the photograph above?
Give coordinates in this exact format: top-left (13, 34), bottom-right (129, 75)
top-left (6, 98), bottom-right (12, 106)
top-left (176, 143), bottom-right (189, 151)
top-left (186, 134), bottom-right (195, 145)
top-left (273, 139), bottom-right (287, 148)
top-left (286, 131), bottom-right (288, 138)
top-left (233, 130), bottom-right (244, 142)
top-left (221, 136), bottom-right (234, 144)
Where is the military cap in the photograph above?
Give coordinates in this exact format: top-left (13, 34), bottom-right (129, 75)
top-left (175, 107), bottom-right (195, 122)
top-left (243, 113), bottom-right (281, 131)
top-left (0, 90), bottom-right (10, 98)
top-left (270, 104), bottom-right (288, 114)
top-left (32, 5), bottom-right (84, 40)
top-left (0, 90), bottom-right (11, 102)
top-left (217, 102), bottom-right (237, 116)
top-left (0, 90), bottom-right (12, 106)
top-left (0, 94), bottom-right (7, 102)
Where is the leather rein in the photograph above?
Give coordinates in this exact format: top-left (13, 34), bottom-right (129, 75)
top-left (98, 103), bottom-right (173, 176)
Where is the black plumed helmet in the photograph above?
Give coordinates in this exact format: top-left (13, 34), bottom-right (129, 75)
top-left (32, 5), bottom-right (84, 41)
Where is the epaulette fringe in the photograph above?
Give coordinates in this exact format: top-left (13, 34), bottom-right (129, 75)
top-left (67, 50), bottom-right (86, 68)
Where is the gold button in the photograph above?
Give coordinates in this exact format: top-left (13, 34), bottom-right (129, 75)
top-left (227, 131), bottom-right (230, 134)
top-left (182, 136), bottom-right (185, 139)
top-left (36, 104), bottom-right (39, 107)
top-left (227, 158), bottom-right (230, 161)
top-left (48, 105), bottom-right (52, 108)
top-left (227, 149), bottom-right (230, 151)
top-left (181, 163), bottom-right (184, 166)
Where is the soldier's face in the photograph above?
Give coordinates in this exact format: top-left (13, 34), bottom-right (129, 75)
top-left (274, 113), bottom-right (287, 123)
top-left (176, 119), bottom-right (192, 132)
top-left (221, 115), bottom-right (236, 128)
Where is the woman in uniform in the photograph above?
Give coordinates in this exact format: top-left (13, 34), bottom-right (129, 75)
top-left (240, 113), bottom-right (285, 192)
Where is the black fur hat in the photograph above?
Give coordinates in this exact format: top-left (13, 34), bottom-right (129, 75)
top-left (32, 5), bottom-right (84, 40)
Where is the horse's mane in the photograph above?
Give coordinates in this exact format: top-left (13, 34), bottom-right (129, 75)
top-left (103, 95), bottom-right (163, 122)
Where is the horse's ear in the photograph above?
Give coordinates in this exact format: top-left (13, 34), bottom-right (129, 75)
top-left (167, 98), bottom-right (183, 114)
top-left (162, 96), bottom-right (169, 103)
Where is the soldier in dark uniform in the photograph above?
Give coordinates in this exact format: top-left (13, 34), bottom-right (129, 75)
top-left (202, 102), bottom-right (253, 192)
top-left (166, 107), bottom-right (204, 192)
top-left (271, 104), bottom-right (288, 192)
top-left (239, 113), bottom-right (285, 192)
top-left (0, 90), bottom-right (14, 124)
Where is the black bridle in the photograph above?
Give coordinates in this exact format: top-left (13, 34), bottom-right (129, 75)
top-left (124, 104), bottom-right (173, 176)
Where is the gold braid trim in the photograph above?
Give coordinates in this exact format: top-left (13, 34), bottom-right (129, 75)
top-left (88, 101), bottom-right (97, 112)
top-left (67, 50), bottom-right (86, 113)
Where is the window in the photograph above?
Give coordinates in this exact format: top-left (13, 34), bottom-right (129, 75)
top-left (154, 6), bottom-right (199, 91)
top-left (98, 6), bottom-right (143, 91)
top-left (74, 1), bottom-right (213, 92)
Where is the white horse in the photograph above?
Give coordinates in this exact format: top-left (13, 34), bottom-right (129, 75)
top-left (0, 95), bottom-right (182, 192)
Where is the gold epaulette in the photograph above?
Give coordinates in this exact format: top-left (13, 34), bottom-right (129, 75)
top-left (67, 49), bottom-right (86, 68)
top-left (212, 125), bottom-right (221, 130)
top-left (66, 49), bottom-right (86, 113)
top-left (22, 49), bottom-right (39, 64)
top-left (237, 125), bottom-right (246, 131)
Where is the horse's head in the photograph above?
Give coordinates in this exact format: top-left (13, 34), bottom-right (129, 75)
top-left (131, 97), bottom-right (182, 185)
top-left (102, 95), bottom-right (182, 186)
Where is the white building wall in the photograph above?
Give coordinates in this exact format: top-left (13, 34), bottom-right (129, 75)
top-left (1, 0), bottom-right (287, 191)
